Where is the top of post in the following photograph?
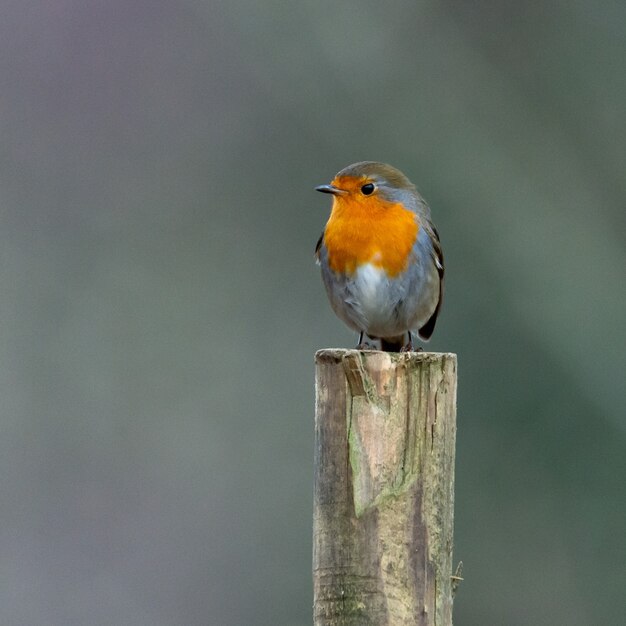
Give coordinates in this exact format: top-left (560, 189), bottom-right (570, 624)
top-left (315, 348), bottom-right (457, 365)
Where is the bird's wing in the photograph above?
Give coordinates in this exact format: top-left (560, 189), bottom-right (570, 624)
top-left (417, 223), bottom-right (444, 340)
top-left (314, 232), bottom-right (323, 265)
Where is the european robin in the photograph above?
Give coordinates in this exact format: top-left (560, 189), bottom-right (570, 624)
top-left (315, 161), bottom-right (444, 352)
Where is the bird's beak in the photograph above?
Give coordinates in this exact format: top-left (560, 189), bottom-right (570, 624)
top-left (315, 184), bottom-right (347, 196)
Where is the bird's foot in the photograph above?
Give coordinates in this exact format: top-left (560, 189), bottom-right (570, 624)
top-left (399, 332), bottom-right (422, 353)
top-left (356, 331), bottom-right (376, 351)
top-left (356, 341), bottom-right (376, 351)
top-left (400, 343), bottom-right (423, 352)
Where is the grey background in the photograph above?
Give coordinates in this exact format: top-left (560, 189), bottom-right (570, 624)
top-left (1, 1), bottom-right (624, 624)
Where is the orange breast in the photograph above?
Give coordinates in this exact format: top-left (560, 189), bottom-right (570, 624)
top-left (323, 196), bottom-right (418, 277)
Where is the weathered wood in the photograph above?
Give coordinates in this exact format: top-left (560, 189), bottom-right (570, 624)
top-left (313, 349), bottom-right (457, 626)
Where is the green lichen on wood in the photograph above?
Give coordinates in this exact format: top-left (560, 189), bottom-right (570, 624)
top-left (345, 352), bottom-right (442, 518)
top-left (348, 402), bottom-right (423, 517)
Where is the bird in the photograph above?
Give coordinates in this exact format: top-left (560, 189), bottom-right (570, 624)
top-left (315, 161), bottom-right (444, 352)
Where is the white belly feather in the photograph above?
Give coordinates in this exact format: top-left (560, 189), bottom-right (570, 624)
top-left (353, 263), bottom-right (397, 335)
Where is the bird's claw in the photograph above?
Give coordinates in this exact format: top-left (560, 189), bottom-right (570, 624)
top-left (356, 342), bottom-right (376, 351)
top-left (400, 342), bottom-right (422, 353)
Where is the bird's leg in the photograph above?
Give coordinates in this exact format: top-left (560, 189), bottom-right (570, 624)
top-left (356, 331), bottom-right (375, 350)
top-left (400, 331), bottom-right (422, 352)
top-left (399, 332), bottom-right (413, 352)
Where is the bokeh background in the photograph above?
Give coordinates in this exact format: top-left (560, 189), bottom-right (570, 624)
top-left (1, 1), bottom-right (625, 624)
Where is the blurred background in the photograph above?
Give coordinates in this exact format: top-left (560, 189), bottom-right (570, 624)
top-left (1, 1), bottom-right (624, 624)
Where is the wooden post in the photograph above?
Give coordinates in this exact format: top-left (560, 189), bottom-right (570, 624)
top-left (313, 349), bottom-right (457, 626)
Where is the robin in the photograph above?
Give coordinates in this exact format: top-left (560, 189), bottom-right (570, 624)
top-left (315, 161), bottom-right (444, 352)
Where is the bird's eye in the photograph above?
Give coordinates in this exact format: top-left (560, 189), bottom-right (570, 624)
top-left (361, 183), bottom-right (376, 195)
